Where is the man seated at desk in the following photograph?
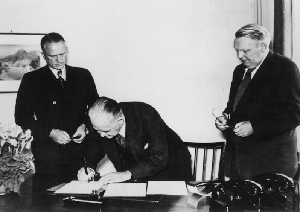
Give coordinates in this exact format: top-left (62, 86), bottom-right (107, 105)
top-left (78, 97), bottom-right (193, 184)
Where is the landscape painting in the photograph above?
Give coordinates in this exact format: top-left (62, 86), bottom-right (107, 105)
top-left (0, 45), bottom-right (41, 80)
top-left (0, 33), bottom-right (46, 92)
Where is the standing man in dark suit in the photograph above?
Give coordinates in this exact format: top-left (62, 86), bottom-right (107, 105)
top-left (215, 24), bottom-right (300, 180)
top-left (78, 97), bottom-right (193, 183)
top-left (15, 32), bottom-right (99, 188)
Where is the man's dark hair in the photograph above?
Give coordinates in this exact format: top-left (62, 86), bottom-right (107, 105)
top-left (41, 32), bottom-right (65, 52)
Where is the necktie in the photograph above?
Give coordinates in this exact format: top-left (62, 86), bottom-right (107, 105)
top-left (233, 70), bottom-right (252, 112)
top-left (116, 134), bottom-right (126, 148)
top-left (57, 70), bottom-right (65, 90)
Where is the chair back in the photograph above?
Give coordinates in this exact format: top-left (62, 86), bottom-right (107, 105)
top-left (185, 142), bottom-right (225, 181)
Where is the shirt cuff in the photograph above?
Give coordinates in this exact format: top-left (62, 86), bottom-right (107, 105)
top-left (125, 170), bottom-right (132, 180)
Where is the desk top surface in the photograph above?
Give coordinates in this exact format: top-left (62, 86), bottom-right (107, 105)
top-left (0, 173), bottom-right (298, 212)
top-left (0, 173), bottom-right (209, 212)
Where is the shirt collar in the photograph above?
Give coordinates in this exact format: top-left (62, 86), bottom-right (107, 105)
top-left (49, 66), bottom-right (66, 80)
top-left (244, 49), bottom-right (269, 78)
top-left (119, 115), bottom-right (126, 137)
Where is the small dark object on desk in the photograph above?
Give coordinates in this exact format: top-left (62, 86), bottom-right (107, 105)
top-left (92, 172), bottom-right (101, 181)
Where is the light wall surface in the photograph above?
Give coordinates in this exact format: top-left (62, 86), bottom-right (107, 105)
top-left (0, 0), bottom-right (256, 143)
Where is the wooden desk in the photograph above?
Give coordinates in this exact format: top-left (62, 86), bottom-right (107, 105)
top-left (0, 173), bottom-right (209, 212)
top-left (1, 173), bottom-right (298, 212)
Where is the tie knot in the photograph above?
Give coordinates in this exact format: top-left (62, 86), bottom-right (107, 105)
top-left (116, 134), bottom-right (126, 148)
top-left (245, 69), bottom-right (252, 78)
top-left (57, 70), bottom-right (62, 78)
top-left (247, 68), bottom-right (254, 73)
top-left (57, 70), bottom-right (65, 90)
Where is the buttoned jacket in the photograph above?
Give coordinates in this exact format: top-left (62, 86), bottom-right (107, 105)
top-left (223, 51), bottom-right (300, 178)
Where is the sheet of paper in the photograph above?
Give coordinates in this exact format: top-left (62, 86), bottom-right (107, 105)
top-left (103, 183), bottom-right (147, 197)
top-left (147, 181), bottom-right (188, 195)
top-left (96, 154), bottom-right (117, 176)
top-left (47, 183), bottom-right (66, 192)
top-left (54, 180), bottom-right (103, 195)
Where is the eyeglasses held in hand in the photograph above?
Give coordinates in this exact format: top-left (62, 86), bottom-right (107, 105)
top-left (212, 108), bottom-right (235, 129)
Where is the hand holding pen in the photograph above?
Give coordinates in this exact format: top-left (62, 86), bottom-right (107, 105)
top-left (77, 158), bottom-right (95, 182)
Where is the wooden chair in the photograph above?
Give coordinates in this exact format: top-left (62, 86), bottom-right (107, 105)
top-left (185, 142), bottom-right (225, 182)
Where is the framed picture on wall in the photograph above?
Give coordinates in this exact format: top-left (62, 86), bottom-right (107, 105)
top-left (0, 33), bottom-right (46, 93)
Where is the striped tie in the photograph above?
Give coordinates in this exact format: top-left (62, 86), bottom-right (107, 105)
top-left (57, 70), bottom-right (65, 90)
top-left (115, 134), bottom-right (126, 148)
top-left (233, 70), bottom-right (253, 112)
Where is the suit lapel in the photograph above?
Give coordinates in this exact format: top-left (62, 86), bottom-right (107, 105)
top-left (64, 65), bottom-right (81, 98)
top-left (234, 51), bottom-right (274, 111)
top-left (38, 66), bottom-right (63, 96)
top-left (250, 51), bottom-right (274, 82)
top-left (59, 65), bottom-right (75, 115)
top-left (121, 104), bottom-right (141, 160)
top-left (64, 65), bottom-right (73, 93)
top-left (42, 66), bottom-right (59, 85)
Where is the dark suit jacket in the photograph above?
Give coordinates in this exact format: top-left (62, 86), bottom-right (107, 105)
top-left (86, 102), bottom-right (193, 181)
top-left (223, 51), bottom-right (300, 179)
top-left (15, 65), bottom-right (99, 182)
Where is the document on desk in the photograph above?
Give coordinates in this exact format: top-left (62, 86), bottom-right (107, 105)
top-left (147, 181), bottom-right (188, 195)
top-left (54, 180), bottom-right (103, 195)
top-left (103, 183), bottom-right (147, 197)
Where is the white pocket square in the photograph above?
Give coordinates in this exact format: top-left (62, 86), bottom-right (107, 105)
top-left (144, 143), bottom-right (149, 149)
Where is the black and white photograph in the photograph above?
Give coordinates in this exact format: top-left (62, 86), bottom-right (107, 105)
top-left (0, 1), bottom-right (300, 211)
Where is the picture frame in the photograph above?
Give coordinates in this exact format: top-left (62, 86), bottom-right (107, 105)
top-left (0, 33), bottom-right (46, 93)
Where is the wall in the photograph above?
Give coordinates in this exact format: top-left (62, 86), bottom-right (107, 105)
top-left (293, 0), bottom-right (300, 68)
top-left (0, 0), bottom-right (256, 143)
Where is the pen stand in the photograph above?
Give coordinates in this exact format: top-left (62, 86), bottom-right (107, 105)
top-left (63, 189), bottom-right (104, 207)
top-left (63, 196), bottom-right (103, 208)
